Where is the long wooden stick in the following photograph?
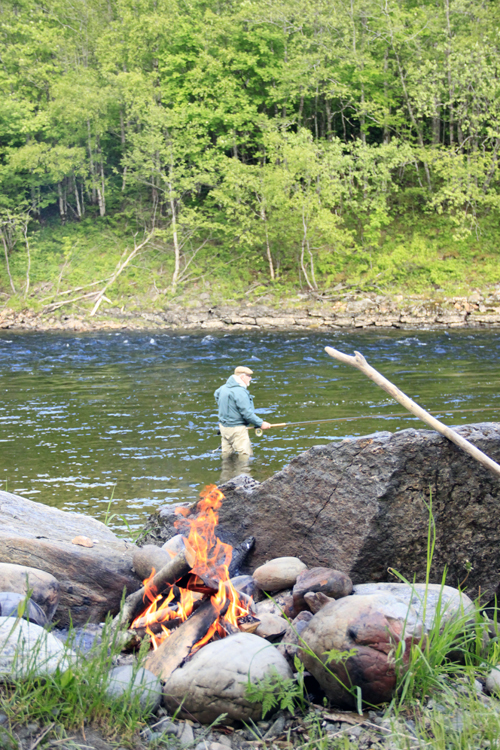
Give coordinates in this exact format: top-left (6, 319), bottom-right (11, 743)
top-left (325, 346), bottom-right (500, 480)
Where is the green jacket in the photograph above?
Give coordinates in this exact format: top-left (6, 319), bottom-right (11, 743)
top-left (214, 375), bottom-right (263, 427)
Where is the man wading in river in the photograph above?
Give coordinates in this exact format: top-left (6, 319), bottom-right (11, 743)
top-left (214, 367), bottom-right (271, 480)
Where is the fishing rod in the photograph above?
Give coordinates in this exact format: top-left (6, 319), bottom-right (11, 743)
top-left (248, 406), bottom-right (498, 436)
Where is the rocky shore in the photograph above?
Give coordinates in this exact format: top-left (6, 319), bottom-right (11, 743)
top-left (2, 289), bottom-right (500, 332)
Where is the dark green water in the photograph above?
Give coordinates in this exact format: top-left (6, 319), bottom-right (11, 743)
top-left (1, 329), bottom-right (499, 537)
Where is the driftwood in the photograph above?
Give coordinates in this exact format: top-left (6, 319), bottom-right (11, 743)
top-left (112, 549), bottom-right (195, 629)
top-left (325, 346), bottom-right (500, 481)
top-left (145, 598), bottom-right (224, 681)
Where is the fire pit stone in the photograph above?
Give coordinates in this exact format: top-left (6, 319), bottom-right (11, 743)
top-left (162, 632), bottom-right (293, 724)
top-left (105, 665), bottom-right (162, 712)
top-left (132, 545), bottom-right (171, 580)
top-left (299, 592), bottom-right (422, 708)
top-left (254, 613), bottom-right (287, 640)
top-left (292, 567), bottom-right (353, 612)
top-left (253, 557), bottom-right (307, 592)
top-left (0, 616), bottom-right (76, 680)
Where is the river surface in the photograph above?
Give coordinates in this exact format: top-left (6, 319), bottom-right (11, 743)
top-left (1, 328), bottom-right (499, 537)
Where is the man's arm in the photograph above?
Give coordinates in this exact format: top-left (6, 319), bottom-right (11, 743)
top-left (234, 390), bottom-right (263, 427)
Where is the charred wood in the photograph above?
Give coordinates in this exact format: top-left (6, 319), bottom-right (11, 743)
top-left (145, 598), bottom-right (227, 681)
top-left (112, 550), bottom-right (193, 630)
top-left (228, 536), bottom-right (255, 577)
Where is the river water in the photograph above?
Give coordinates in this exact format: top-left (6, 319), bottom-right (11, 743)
top-left (1, 328), bottom-right (499, 537)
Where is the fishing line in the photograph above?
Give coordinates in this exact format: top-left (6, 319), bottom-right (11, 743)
top-left (159, 405), bottom-right (497, 447)
top-left (249, 405), bottom-right (498, 435)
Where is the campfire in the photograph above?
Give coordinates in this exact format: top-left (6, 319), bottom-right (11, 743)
top-left (128, 485), bottom-right (258, 655)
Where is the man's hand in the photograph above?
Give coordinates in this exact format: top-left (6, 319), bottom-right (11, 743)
top-left (261, 421), bottom-right (272, 430)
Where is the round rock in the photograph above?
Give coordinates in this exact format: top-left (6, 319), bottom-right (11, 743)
top-left (255, 613), bottom-right (287, 640)
top-left (0, 563), bottom-right (60, 622)
top-left (277, 611), bottom-right (314, 666)
top-left (0, 616), bottom-right (75, 681)
top-left (253, 557), bottom-right (307, 592)
top-left (133, 545), bottom-right (171, 581)
top-left (485, 666), bottom-right (500, 695)
top-left (293, 567), bottom-right (353, 611)
top-left (300, 593), bottom-right (422, 708)
top-left (163, 632), bottom-right (293, 724)
top-left (0, 592), bottom-right (47, 627)
top-left (106, 665), bottom-right (162, 712)
top-left (352, 582), bottom-right (474, 632)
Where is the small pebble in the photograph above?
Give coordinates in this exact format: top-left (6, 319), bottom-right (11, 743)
top-left (214, 736), bottom-right (232, 747)
top-left (178, 722), bottom-right (195, 746)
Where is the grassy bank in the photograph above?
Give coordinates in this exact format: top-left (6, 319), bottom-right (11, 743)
top-left (1, 591), bottom-right (500, 750)
top-left (1, 211), bottom-right (500, 318)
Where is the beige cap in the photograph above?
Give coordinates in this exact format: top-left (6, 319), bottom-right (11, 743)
top-left (234, 366), bottom-right (253, 376)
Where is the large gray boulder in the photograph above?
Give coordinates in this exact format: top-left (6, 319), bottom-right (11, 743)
top-left (0, 490), bottom-right (142, 626)
top-left (144, 423), bottom-right (500, 599)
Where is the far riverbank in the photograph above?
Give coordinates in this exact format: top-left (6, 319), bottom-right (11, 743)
top-left (2, 289), bottom-right (500, 332)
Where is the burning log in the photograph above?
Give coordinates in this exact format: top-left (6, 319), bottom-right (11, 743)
top-left (227, 536), bottom-right (255, 577)
top-left (124, 486), bottom-right (255, 658)
top-left (237, 614), bottom-right (261, 634)
top-left (128, 618), bottom-right (182, 641)
top-left (112, 548), bottom-right (196, 630)
top-left (145, 598), bottom-right (226, 682)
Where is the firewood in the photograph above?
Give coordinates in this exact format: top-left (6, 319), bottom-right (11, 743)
top-left (227, 536), bottom-right (255, 577)
top-left (237, 614), bottom-right (260, 634)
top-left (129, 617), bottom-right (183, 640)
top-left (145, 598), bottom-right (226, 681)
top-left (219, 617), bottom-right (240, 636)
top-left (112, 551), bottom-right (192, 630)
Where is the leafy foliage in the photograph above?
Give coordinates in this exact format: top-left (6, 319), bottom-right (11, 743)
top-left (1, 0), bottom-right (500, 302)
top-left (245, 658), bottom-right (310, 718)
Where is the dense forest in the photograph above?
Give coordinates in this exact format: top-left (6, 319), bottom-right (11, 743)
top-left (1, 0), bottom-right (500, 308)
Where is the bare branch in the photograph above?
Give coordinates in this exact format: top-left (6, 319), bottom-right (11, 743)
top-left (325, 346), bottom-right (500, 480)
top-left (90, 231), bottom-right (155, 317)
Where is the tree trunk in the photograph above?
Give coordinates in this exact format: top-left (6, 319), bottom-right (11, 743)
top-left (1, 230), bottom-right (16, 293)
top-left (325, 99), bottom-right (333, 140)
top-left (87, 121), bottom-right (97, 204)
top-left (74, 175), bottom-right (82, 219)
top-left (90, 231), bottom-right (154, 316)
top-left (444, 0), bottom-right (454, 147)
top-left (169, 174), bottom-right (181, 291)
top-left (383, 49), bottom-right (390, 144)
top-left (22, 222), bottom-right (31, 299)
top-left (261, 206), bottom-right (275, 280)
top-left (300, 207), bottom-right (316, 290)
top-left (57, 182), bottom-right (67, 223)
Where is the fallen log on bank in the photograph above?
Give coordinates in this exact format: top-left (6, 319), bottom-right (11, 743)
top-left (325, 346), bottom-right (500, 481)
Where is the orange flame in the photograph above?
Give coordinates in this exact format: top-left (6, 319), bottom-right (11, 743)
top-left (131, 485), bottom-right (251, 651)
